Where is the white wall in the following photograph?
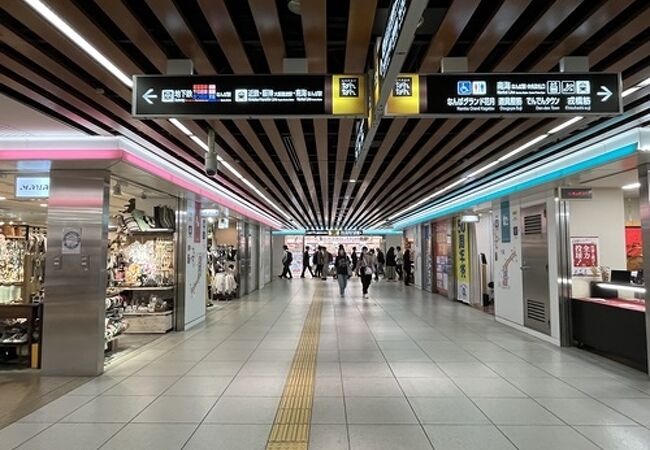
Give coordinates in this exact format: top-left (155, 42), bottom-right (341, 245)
top-left (385, 234), bottom-right (403, 250)
top-left (272, 234), bottom-right (285, 278)
top-left (570, 188), bottom-right (627, 298)
top-left (492, 192), bottom-right (561, 345)
top-left (182, 199), bottom-right (207, 330)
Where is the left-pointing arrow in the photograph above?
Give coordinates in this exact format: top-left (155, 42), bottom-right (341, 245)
top-left (142, 88), bottom-right (157, 105)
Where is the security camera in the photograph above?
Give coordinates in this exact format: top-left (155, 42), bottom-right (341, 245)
top-left (205, 151), bottom-right (217, 176)
top-left (205, 128), bottom-right (217, 177)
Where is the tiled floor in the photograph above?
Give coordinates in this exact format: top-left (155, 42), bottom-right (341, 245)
top-left (1, 279), bottom-right (649, 449)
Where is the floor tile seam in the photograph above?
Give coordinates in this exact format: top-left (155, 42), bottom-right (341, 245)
top-left (330, 296), bottom-right (352, 450)
top-left (181, 283), bottom-right (313, 450)
top-left (350, 300), bottom-right (435, 450)
top-left (361, 296), bottom-right (525, 450)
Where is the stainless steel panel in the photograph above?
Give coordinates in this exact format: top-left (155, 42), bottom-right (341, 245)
top-left (555, 196), bottom-right (573, 346)
top-left (521, 204), bottom-right (551, 335)
top-left (248, 224), bottom-right (259, 292)
top-left (42, 170), bottom-right (110, 376)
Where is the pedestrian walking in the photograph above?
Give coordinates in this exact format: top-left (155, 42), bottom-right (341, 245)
top-left (403, 248), bottom-right (413, 286)
top-left (335, 247), bottom-right (351, 297)
top-left (395, 246), bottom-right (404, 281)
top-left (279, 245), bottom-right (293, 279)
top-left (376, 247), bottom-right (385, 281)
top-left (385, 247), bottom-right (396, 281)
top-left (356, 246), bottom-right (374, 298)
top-left (351, 247), bottom-right (358, 276)
top-left (301, 246), bottom-right (314, 278)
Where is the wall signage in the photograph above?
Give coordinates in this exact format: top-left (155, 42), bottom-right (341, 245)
top-left (132, 74), bottom-right (367, 118)
top-left (571, 236), bottom-right (600, 276)
top-left (15, 176), bottom-right (50, 198)
top-left (454, 217), bottom-right (471, 304)
top-left (61, 227), bottom-right (81, 255)
top-left (500, 200), bottom-right (511, 243)
top-left (559, 187), bottom-right (593, 200)
top-left (385, 73), bottom-right (622, 117)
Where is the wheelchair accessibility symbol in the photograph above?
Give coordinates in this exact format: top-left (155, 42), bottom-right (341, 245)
top-left (457, 81), bottom-right (472, 96)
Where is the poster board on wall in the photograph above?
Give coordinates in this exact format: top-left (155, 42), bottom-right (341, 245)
top-left (455, 217), bottom-right (471, 303)
top-left (570, 236), bottom-right (600, 276)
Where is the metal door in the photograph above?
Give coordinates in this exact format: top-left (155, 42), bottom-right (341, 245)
top-left (521, 204), bottom-right (551, 335)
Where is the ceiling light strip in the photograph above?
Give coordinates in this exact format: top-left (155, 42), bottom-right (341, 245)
top-left (24, 0), bottom-right (133, 88)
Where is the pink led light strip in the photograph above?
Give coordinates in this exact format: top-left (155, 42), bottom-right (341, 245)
top-left (0, 147), bottom-right (279, 228)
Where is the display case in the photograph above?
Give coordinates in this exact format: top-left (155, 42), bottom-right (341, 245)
top-left (108, 222), bottom-right (176, 335)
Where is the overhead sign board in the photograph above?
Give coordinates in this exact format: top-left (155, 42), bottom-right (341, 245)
top-left (559, 187), bottom-right (593, 200)
top-left (132, 74), bottom-right (367, 118)
top-left (15, 176), bottom-right (50, 198)
top-left (385, 73), bottom-right (622, 117)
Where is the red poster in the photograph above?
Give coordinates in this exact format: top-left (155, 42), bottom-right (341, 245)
top-left (625, 226), bottom-right (642, 270)
top-left (194, 201), bottom-right (201, 243)
top-left (571, 237), bottom-right (599, 276)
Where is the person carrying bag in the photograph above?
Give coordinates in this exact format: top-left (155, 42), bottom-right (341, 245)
top-left (356, 246), bottom-right (373, 299)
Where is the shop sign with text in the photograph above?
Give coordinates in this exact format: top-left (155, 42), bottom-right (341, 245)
top-left (455, 217), bottom-right (471, 303)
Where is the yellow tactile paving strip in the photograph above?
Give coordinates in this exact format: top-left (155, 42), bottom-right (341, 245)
top-left (266, 295), bottom-right (323, 450)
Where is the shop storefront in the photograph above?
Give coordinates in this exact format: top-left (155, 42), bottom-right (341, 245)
top-left (0, 136), bottom-right (278, 376)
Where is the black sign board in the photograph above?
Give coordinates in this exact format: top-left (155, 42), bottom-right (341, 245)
top-left (386, 73), bottom-right (622, 117)
top-left (132, 74), bottom-right (366, 118)
top-left (559, 188), bottom-right (593, 200)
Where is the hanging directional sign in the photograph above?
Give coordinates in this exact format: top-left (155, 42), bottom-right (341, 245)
top-left (385, 72), bottom-right (622, 117)
top-left (132, 74), bottom-right (367, 118)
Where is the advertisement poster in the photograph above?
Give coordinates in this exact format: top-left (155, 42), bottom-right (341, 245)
top-left (455, 218), bottom-right (470, 303)
top-left (571, 236), bottom-right (599, 276)
top-left (625, 226), bottom-right (643, 271)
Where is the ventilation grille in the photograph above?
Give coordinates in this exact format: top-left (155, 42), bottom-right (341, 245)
top-left (526, 299), bottom-right (546, 322)
top-left (524, 214), bottom-right (543, 235)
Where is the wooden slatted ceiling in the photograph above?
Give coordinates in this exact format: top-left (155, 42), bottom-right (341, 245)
top-left (347, 0), bottom-right (649, 228)
top-left (0, 0), bottom-right (648, 229)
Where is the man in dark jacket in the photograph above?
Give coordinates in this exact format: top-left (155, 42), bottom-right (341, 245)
top-left (376, 248), bottom-right (385, 281)
top-left (301, 246), bottom-right (314, 278)
top-left (350, 247), bottom-right (358, 276)
top-left (403, 248), bottom-right (413, 286)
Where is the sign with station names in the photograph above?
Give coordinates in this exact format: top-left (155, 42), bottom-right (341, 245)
top-left (132, 74), bottom-right (367, 118)
top-left (385, 73), bottom-right (622, 117)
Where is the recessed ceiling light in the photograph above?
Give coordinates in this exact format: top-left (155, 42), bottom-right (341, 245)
top-left (622, 182), bottom-right (641, 190)
top-left (349, 179), bottom-right (357, 183)
top-left (0, 196), bottom-right (6, 201)
top-left (40, 203), bottom-right (47, 207)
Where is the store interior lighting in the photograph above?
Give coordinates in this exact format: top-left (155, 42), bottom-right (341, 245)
top-left (24, 0), bottom-right (293, 227)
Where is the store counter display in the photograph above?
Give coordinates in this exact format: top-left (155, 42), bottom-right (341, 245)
top-left (572, 281), bottom-right (647, 372)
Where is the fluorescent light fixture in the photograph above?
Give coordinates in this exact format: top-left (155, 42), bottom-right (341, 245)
top-left (460, 214), bottom-right (480, 223)
top-left (467, 160), bottom-right (500, 178)
top-left (0, 196), bottom-right (6, 201)
top-left (169, 118), bottom-right (193, 136)
top-left (548, 116), bottom-right (583, 134)
top-left (639, 77), bottom-right (650, 87)
top-left (622, 86), bottom-right (641, 97)
top-left (498, 134), bottom-right (549, 162)
top-left (622, 182), bottom-right (641, 190)
top-left (190, 135), bottom-right (209, 151)
top-left (39, 203), bottom-right (47, 207)
top-left (349, 179), bottom-right (357, 183)
top-left (597, 282), bottom-right (645, 294)
top-left (24, 0), bottom-right (133, 88)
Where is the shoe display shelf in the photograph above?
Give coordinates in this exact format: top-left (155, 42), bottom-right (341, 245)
top-left (0, 302), bottom-right (42, 368)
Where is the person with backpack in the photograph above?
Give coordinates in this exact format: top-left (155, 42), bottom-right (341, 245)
top-left (356, 246), bottom-right (374, 299)
top-left (335, 247), bottom-right (352, 297)
top-left (301, 246), bottom-right (314, 278)
top-left (279, 245), bottom-right (293, 279)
